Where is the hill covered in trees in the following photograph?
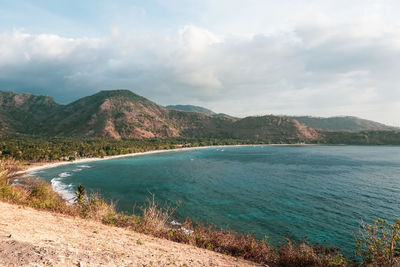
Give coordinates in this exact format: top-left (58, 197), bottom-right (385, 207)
top-left (0, 90), bottom-right (319, 143)
top-left (287, 116), bottom-right (398, 132)
top-left (166, 104), bottom-right (216, 115)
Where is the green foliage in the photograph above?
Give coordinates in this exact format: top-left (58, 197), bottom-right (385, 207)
top-left (74, 184), bottom-right (86, 206)
top-left (354, 218), bottom-right (400, 266)
top-left (0, 136), bottom-right (260, 162)
top-left (316, 131), bottom-right (400, 145)
top-left (73, 186), bottom-right (114, 220)
top-left (288, 116), bottom-right (398, 132)
top-left (166, 105), bottom-right (216, 115)
top-left (277, 238), bottom-right (347, 267)
top-left (28, 180), bottom-right (69, 212)
top-left (0, 159), bottom-right (26, 202)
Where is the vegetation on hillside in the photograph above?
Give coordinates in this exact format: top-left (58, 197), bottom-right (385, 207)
top-left (0, 135), bottom-right (262, 162)
top-left (316, 131), bottom-right (400, 145)
top-left (1, 132), bottom-right (400, 164)
top-left (0, 90), bottom-right (321, 142)
top-left (166, 104), bottom-right (216, 115)
top-left (287, 116), bottom-right (399, 132)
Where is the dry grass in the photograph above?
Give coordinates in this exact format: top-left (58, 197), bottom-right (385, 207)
top-left (277, 238), bottom-right (347, 267)
top-left (140, 193), bottom-right (180, 232)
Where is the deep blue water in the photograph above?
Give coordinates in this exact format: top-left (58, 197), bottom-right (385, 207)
top-left (33, 145), bottom-right (400, 256)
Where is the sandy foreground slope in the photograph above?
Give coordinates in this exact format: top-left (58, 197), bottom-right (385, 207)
top-left (0, 202), bottom-right (259, 267)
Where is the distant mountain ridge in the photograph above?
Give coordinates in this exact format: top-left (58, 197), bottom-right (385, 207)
top-left (166, 105), bottom-right (216, 115)
top-left (0, 90), bottom-right (397, 143)
top-left (286, 116), bottom-right (399, 132)
top-left (166, 104), bottom-right (238, 121)
top-left (167, 103), bottom-right (398, 133)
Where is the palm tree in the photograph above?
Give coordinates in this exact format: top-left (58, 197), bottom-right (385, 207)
top-left (74, 184), bottom-right (86, 205)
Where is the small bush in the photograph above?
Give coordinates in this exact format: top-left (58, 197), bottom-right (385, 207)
top-left (139, 193), bottom-right (180, 233)
top-left (0, 159), bottom-right (29, 203)
top-left (190, 223), bottom-right (277, 264)
top-left (278, 238), bottom-right (347, 267)
top-left (28, 180), bottom-right (72, 213)
top-left (73, 185), bottom-right (115, 221)
top-left (0, 183), bottom-right (27, 202)
top-left (354, 218), bottom-right (400, 266)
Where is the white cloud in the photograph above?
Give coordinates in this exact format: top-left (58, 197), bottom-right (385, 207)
top-left (180, 25), bottom-right (221, 53)
top-left (1, 19), bottom-right (400, 125)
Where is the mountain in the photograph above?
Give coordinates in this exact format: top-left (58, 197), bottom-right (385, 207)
top-left (0, 90), bottom-right (320, 142)
top-left (42, 90), bottom-right (183, 138)
top-left (287, 116), bottom-right (399, 132)
top-left (229, 116), bottom-right (319, 142)
top-left (0, 92), bottom-right (60, 135)
top-left (166, 105), bottom-right (216, 115)
top-left (166, 104), bottom-right (238, 120)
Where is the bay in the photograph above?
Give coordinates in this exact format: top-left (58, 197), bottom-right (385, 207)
top-left (34, 145), bottom-right (400, 256)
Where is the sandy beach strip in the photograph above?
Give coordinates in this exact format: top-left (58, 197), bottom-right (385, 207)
top-left (17, 143), bottom-right (314, 175)
top-left (16, 145), bottom-right (253, 174)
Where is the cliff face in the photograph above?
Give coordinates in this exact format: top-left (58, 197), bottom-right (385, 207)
top-left (0, 90), bottom-right (320, 142)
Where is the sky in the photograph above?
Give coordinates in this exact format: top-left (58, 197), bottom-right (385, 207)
top-left (1, 0), bottom-right (400, 125)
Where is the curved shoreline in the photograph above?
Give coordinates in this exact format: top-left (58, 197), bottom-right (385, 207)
top-left (17, 145), bottom-right (254, 174)
top-left (18, 143), bottom-right (314, 175)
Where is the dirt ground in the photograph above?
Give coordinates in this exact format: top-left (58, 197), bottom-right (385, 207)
top-left (0, 202), bottom-right (259, 267)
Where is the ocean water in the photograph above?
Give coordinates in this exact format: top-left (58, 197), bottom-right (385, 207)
top-left (34, 145), bottom-right (400, 256)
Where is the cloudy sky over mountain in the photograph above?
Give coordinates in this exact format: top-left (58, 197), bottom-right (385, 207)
top-left (1, 0), bottom-right (400, 125)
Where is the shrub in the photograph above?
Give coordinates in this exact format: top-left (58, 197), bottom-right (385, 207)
top-left (73, 185), bottom-right (115, 221)
top-left (354, 218), bottom-right (400, 266)
top-left (190, 223), bottom-right (277, 264)
top-left (138, 193), bottom-right (180, 233)
top-left (28, 180), bottom-right (71, 213)
top-left (278, 238), bottom-right (347, 267)
top-left (0, 159), bottom-right (28, 203)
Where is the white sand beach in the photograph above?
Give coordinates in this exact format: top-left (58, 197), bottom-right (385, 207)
top-left (18, 143), bottom-right (313, 175)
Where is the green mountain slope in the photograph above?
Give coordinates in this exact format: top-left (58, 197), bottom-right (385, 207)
top-left (287, 116), bottom-right (398, 132)
top-left (166, 105), bottom-right (216, 115)
top-left (0, 91), bottom-right (60, 135)
top-left (42, 90), bottom-right (183, 138)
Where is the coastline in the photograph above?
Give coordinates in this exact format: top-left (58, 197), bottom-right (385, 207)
top-left (18, 143), bottom-right (313, 175)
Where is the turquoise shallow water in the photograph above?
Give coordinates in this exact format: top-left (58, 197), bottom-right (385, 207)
top-left (34, 145), bottom-right (400, 256)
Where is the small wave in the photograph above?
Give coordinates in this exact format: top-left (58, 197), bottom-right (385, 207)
top-left (77, 165), bottom-right (92, 168)
top-left (59, 172), bottom-right (72, 178)
top-left (169, 221), bottom-right (194, 235)
top-left (24, 172), bottom-right (38, 177)
top-left (72, 168), bottom-right (83, 172)
top-left (11, 179), bottom-right (23, 186)
top-left (51, 177), bottom-right (75, 204)
top-left (50, 172), bottom-right (75, 203)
